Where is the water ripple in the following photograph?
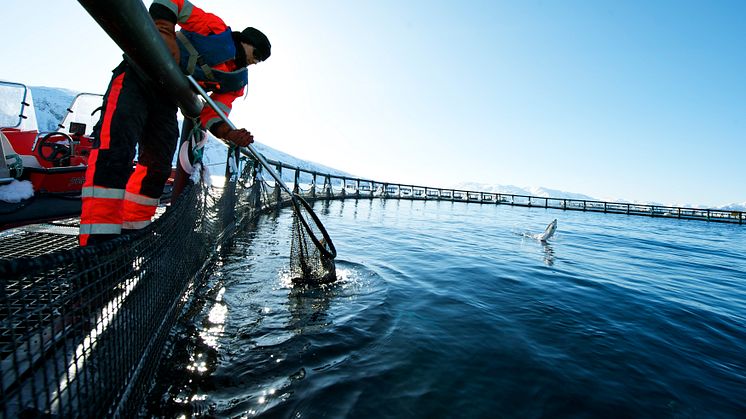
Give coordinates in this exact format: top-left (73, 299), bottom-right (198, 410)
top-left (148, 200), bottom-right (746, 418)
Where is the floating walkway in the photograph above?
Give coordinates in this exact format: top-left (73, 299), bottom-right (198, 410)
top-left (274, 161), bottom-right (744, 225)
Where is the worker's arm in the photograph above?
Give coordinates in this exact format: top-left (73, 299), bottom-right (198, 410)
top-left (149, 0), bottom-right (229, 61)
top-left (150, 0), bottom-right (228, 35)
top-left (205, 89), bottom-right (253, 147)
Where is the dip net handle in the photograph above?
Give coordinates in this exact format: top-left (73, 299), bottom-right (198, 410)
top-left (292, 194), bottom-right (337, 260)
top-left (186, 76), bottom-right (292, 196)
top-left (187, 75), bottom-right (336, 261)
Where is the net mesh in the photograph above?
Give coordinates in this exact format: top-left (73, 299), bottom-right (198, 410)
top-left (0, 143), bottom-right (346, 417)
top-left (289, 196), bottom-right (336, 284)
top-left (0, 155), bottom-right (264, 417)
top-left (0, 136), bottom-right (345, 417)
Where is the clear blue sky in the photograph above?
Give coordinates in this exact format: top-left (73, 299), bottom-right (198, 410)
top-left (2, 0), bottom-right (744, 207)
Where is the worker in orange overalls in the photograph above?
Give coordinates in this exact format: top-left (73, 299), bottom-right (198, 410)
top-left (79, 0), bottom-right (270, 246)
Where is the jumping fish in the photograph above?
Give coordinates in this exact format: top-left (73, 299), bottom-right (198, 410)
top-left (530, 219), bottom-right (557, 242)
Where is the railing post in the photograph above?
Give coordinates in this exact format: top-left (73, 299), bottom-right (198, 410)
top-left (274, 164), bottom-right (282, 205)
top-left (293, 168), bottom-right (300, 194)
top-left (311, 173), bottom-right (316, 198)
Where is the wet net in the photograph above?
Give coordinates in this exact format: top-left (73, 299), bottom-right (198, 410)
top-left (289, 194), bottom-right (337, 284)
top-left (0, 89), bottom-right (355, 415)
top-left (0, 146), bottom-right (343, 417)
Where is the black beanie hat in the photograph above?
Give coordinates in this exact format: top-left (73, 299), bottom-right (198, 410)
top-left (236, 27), bottom-right (271, 62)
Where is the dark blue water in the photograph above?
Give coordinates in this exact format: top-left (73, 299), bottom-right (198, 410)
top-left (149, 199), bottom-right (746, 418)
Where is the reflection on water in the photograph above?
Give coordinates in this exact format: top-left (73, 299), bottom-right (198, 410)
top-left (146, 276), bottom-right (229, 417)
top-left (542, 242), bottom-right (555, 266)
top-left (148, 199), bottom-right (746, 418)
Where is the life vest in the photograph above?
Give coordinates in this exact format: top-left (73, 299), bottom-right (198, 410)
top-left (176, 28), bottom-right (248, 93)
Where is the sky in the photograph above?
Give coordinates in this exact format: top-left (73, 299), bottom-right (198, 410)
top-left (1, 0), bottom-right (744, 207)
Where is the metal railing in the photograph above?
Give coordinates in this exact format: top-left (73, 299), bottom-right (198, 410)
top-left (265, 160), bottom-right (744, 225)
top-left (0, 158), bottom-right (266, 417)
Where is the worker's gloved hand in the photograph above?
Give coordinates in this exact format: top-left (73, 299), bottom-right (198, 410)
top-left (211, 122), bottom-right (254, 147)
top-left (154, 19), bottom-right (180, 62)
top-left (223, 128), bottom-right (254, 147)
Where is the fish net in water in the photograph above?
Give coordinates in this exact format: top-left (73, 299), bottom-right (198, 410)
top-left (289, 194), bottom-right (336, 284)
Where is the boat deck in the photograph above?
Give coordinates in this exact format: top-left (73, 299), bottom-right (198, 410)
top-left (0, 219), bottom-right (80, 259)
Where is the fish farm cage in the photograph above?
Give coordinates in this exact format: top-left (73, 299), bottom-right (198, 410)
top-left (2, 152), bottom-right (744, 417)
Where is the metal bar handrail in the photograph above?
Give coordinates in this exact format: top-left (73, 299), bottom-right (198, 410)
top-left (261, 159), bottom-right (745, 224)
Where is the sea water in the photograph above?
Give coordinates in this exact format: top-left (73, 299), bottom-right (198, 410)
top-left (147, 199), bottom-right (746, 418)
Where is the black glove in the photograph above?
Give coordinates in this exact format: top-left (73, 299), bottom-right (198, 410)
top-left (211, 122), bottom-right (253, 147)
top-left (223, 128), bottom-right (253, 147)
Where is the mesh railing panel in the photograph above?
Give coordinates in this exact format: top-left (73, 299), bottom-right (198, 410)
top-left (0, 157), bottom-right (265, 417)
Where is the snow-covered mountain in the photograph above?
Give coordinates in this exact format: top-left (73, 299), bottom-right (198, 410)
top-left (451, 182), bottom-right (597, 201)
top-left (452, 181), bottom-right (746, 212)
top-left (200, 133), bottom-right (350, 179)
top-left (717, 202), bottom-right (746, 212)
top-left (10, 84), bottom-right (746, 212)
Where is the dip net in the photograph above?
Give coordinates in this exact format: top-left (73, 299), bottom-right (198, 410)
top-left (289, 194), bottom-right (336, 284)
top-left (184, 74), bottom-right (337, 285)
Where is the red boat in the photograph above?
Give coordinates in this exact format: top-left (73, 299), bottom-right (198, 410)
top-left (0, 81), bottom-right (173, 230)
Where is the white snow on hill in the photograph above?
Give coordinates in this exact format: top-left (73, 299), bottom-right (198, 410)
top-left (200, 132), bottom-right (350, 180)
top-left (452, 181), bottom-right (746, 212)
top-left (718, 202), bottom-right (746, 212)
top-left (451, 182), bottom-right (596, 202)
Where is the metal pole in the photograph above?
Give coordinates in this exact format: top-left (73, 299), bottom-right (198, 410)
top-left (186, 75), bottom-right (295, 197)
top-left (78, 0), bottom-right (203, 118)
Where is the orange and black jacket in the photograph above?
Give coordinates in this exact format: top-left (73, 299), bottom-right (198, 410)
top-left (150, 0), bottom-right (247, 132)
